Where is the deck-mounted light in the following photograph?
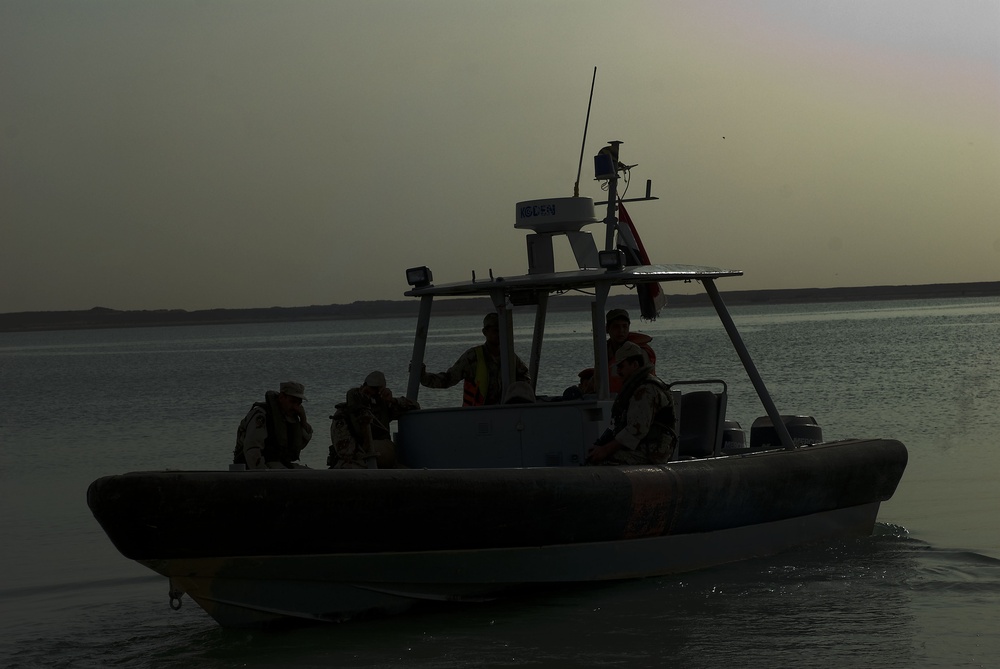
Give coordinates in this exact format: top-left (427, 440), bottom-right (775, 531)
top-left (598, 249), bottom-right (624, 271)
top-left (405, 266), bottom-right (433, 288)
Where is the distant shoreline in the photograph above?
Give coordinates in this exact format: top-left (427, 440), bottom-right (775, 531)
top-left (2, 281), bottom-right (998, 333)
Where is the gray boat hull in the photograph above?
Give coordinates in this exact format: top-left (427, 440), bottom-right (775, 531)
top-left (152, 502), bottom-right (881, 627)
top-left (87, 439), bottom-right (907, 627)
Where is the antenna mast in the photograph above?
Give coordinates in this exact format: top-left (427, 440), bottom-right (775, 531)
top-left (573, 67), bottom-right (597, 197)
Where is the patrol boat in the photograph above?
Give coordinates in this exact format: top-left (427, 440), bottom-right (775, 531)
top-left (87, 139), bottom-right (907, 628)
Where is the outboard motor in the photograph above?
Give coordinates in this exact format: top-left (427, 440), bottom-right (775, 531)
top-left (721, 420), bottom-right (746, 453)
top-left (749, 415), bottom-right (823, 449)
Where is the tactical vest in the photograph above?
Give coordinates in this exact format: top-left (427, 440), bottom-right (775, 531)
top-left (610, 367), bottom-right (677, 452)
top-left (233, 394), bottom-right (304, 467)
top-left (327, 402), bottom-right (370, 468)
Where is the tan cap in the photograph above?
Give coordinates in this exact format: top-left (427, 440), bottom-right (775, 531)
top-left (279, 381), bottom-right (307, 401)
top-left (615, 341), bottom-right (647, 366)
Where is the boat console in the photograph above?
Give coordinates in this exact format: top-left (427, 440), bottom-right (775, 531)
top-left (397, 398), bottom-right (610, 468)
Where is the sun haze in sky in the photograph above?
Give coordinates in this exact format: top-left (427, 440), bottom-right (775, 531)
top-left (2, 0), bottom-right (997, 313)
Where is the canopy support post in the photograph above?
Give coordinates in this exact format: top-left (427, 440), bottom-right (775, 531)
top-left (593, 283), bottom-right (611, 400)
top-left (703, 279), bottom-right (795, 450)
top-left (406, 295), bottom-right (434, 401)
top-left (529, 293), bottom-right (549, 392)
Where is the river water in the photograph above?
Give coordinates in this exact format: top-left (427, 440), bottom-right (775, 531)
top-left (1, 297), bottom-right (998, 668)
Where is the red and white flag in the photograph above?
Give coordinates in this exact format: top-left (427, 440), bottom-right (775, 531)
top-left (616, 202), bottom-right (666, 320)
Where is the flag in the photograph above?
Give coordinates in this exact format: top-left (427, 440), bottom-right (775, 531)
top-left (616, 202), bottom-right (666, 320)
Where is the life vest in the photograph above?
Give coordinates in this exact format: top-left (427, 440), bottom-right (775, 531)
top-left (462, 345), bottom-right (489, 406)
top-left (233, 391), bottom-right (305, 466)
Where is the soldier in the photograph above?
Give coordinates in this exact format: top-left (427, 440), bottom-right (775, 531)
top-left (234, 381), bottom-right (313, 469)
top-left (563, 368), bottom-right (596, 400)
top-left (605, 308), bottom-right (656, 393)
top-left (328, 371), bottom-right (419, 468)
top-left (419, 312), bottom-right (531, 406)
top-left (328, 399), bottom-right (375, 469)
top-left (586, 341), bottom-right (676, 465)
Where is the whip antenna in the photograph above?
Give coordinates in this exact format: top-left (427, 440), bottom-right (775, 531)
top-left (574, 67), bottom-right (597, 197)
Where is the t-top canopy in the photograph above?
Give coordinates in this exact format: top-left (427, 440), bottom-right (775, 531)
top-left (404, 264), bottom-right (743, 298)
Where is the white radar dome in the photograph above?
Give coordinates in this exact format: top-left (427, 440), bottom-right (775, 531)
top-left (514, 197), bottom-right (599, 233)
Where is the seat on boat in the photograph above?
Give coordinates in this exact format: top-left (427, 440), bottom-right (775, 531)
top-left (672, 383), bottom-right (727, 459)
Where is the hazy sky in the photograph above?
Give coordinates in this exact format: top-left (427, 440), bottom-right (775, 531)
top-left (2, 0), bottom-right (998, 313)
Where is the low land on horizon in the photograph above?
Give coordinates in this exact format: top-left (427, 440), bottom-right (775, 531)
top-left (2, 281), bottom-right (998, 333)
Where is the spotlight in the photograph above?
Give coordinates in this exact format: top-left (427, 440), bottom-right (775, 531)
top-left (598, 250), bottom-right (624, 271)
top-left (405, 266), bottom-right (433, 288)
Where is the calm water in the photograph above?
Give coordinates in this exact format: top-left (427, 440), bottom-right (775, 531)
top-left (1, 298), bottom-right (999, 668)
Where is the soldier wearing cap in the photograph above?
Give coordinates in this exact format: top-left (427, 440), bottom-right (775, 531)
top-left (420, 313), bottom-right (531, 406)
top-left (234, 381), bottom-right (313, 469)
top-left (329, 371), bottom-right (419, 469)
top-left (605, 308), bottom-right (656, 393)
top-left (561, 368), bottom-right (594, 401)
top-left (586, 341), bottom-right (676, 465)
